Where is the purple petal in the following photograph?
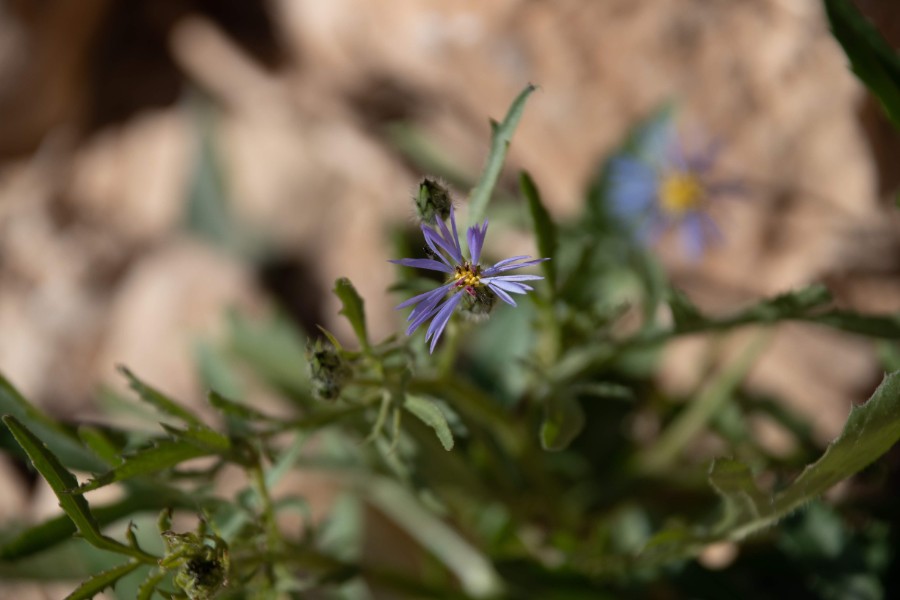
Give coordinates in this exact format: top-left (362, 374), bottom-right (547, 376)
top-left (389, 258), bottom-right (453, 273)
top-left (467, 221), bottom-right (488, 265)
top-left (486, 279), bottom-right (533, 294)
top-left (485, 274), bottom-right (543, 282)
top-left (396, 282), bottom-right (454, 310)
top-left (486, 282), bottom-right (517, 306)
top-left (483, 257), bottom-right (549, 275)
top-left (425, 291), bottom-right (464, 353)
top-left (422, 227), bottom-right (456, 265)
top-left (436, 209), bottom-right (463, 263)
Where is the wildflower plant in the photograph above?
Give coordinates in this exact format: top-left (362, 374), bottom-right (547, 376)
top-left (3, 3), bottom-right (900, 597)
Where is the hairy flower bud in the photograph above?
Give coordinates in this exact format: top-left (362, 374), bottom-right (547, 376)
top-left (414, 177), bottom-right (453, 224)
top-left (307, 339), bottom-right (351, 401)
top-left (160, 530), bottom-right (229, 600)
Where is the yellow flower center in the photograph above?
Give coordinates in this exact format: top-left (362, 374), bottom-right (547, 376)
top-left (659, 172), bottom-right (704, 215)
top-left (453, 263), bottom-right (482, 289)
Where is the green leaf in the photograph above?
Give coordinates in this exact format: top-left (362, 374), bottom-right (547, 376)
top-left (642, 369), bottom-right (900, 564)
top-left (0, 374), bottom-right (104, 472)
top-left (333, 278), bottom-right (370, 350)
top-left (520, 171), bottom-right (557, 289)
top-left (208, 390), bottom-right (277, 423)
top-left (403, 395), bottom-right (454, 451)
top-left (64, 560), bottom-right (143, 600)
top-left (118, 366), bottom-right (206, 428)
top-left (540, 395), bottom-right (585, 452)
top-left (227, 311), bottom-right (309, 396)
top-left (74, 439), bottom-right (216, 494)
top-left (824, 0), bottom-right (900, 129)
top-left (667, 288), bottom-right (705, 331)
top-left (159, 424), bottom-right (231, 452)
top-left (1, 416), bottom-right (153, 561)
top-left (468, 84), bottom-right (537, 226)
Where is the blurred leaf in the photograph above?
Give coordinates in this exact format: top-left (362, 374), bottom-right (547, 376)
top-left (520, 171), bottom-right (558, 289)
top-left (159, 424), bottom-right (231, 453)
top-left (468, 84), bottom-right (537, 226)
top-left (1, 487), bottom-right (189, 560)
top-left (118, 366), bottom-right (206, 429)
top-left (366, 476), bottom-right (504, 597)
top-left (540, 395), bottom-right (585, 452)
top-left (333, 278), bottom-right (370, 351)
top-left (0, 374), bottom-right (103, 472)
top-left (208, 390), bottom-right (277, 423)
top-left (636, 332), bottom-right (769, 473)
top-left (227, 311), bottom-right (308, 397)
top-left (667, 288), bottom-right (705, 331)
top-left (404, 395), bottom-right (454, 451)
top-left (195, 339), bottom-right (243, 400)
top-left (73, 439), bottom-right (217, 494)
top-left (64, 560), bottom-right (142, 600)
top-left (824, 0), bottom-right (900, 129)
top-left (76, 426), bottom-right (122, 466)
top-left (642, 369), bottom-right (900, 564)
top-left (1, 416), bottom-right (152, 561)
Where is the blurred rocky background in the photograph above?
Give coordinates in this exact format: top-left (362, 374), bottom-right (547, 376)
top-left (0, 0), bottom-right (899, 596)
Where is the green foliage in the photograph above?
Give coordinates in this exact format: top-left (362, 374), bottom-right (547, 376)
top-left (467, 84), bottom-right (536, 226)
top-left (824, 0), bottom-right (900, 129)
top-left (3, 85), bottom-right (900, 600)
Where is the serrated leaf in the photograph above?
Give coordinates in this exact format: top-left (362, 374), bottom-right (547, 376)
top-left (404, 395), bottom-right (454, 451)
top-left (1, 416), bottom-right (152, 561)
top-left (64, 560), bottom-right (143, 600)
top-left (642, 370), bottom-right (900, 564)
top-left (74, 439), bottom-right (216, 494)
top-left (824, 0), bottom-right (900, 129)
top-left (0, 374), bottom-right (104, 471)
top-left (159, 424), bottom-right (231, 452)
top-left (333, 277), bottom-right (369, 350)
top-left (118, 366), bottom-right (206, 428)
top-left (540, 395), bottom-right (585, 452)
top-left (468, 84), bottom-right (537, 226)
top-left (520, 171), bottom-right (557, 289)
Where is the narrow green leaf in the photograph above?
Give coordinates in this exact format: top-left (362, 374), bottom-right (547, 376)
top-left (468, 84), bottom-right (537, 226)
top-left (0, 374), bottom-right (103, 471)
top-left (404, 395), bottom-right (454, 451)
top-left (118, 366), bottom-right (206, 428)
top-left (333, 277), bottom-right (370, 350)
top-left (540, 395), bottom-right (585, 452)
top-left (520, 171), bottom-right (557, 289)
top-left (74, 439), bottom-right (215, 494)
top-left (824, 0), bottom-right (900, 129)
top-left (159, 424), bottom-right (231, 452)
top-left (1, 416), bottom-right (152, 561)
top-left (227, 311), bottom-right (309, 396)
top-left (208, 390), bottom-right (277, 422)
top-left (77, 426), bottom-right (122, 466)
top-left (64, 560), bottom-right (142, 600)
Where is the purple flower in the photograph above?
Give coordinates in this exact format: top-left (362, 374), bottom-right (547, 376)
top-left (608, 117), bottom-right (738, 258)
top-left (391, 207), bottom-right (548, 353)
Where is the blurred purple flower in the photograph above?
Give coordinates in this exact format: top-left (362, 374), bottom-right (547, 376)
top-left (608, 117), bottom-right (738, 258)
top-left (391, 207), bottom-right (548, 353)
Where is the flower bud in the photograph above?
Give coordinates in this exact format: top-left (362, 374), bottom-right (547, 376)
top-left (307, 339), bottom-right (351, 401)
top-left (161, 530), bottom-right (229, 600)
top-left (414, 177), bottom-right (453, 224)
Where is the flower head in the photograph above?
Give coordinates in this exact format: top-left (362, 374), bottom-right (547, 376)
top-left (608, 117), bottom-right (736, 258)
top-left (391, 207), bottom-right (547, 352)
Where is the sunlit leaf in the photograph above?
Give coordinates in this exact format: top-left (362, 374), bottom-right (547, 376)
top-left (333, 278), bottom-right (370, 351)
top-left (404, 395), bottom-right (454, 451)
